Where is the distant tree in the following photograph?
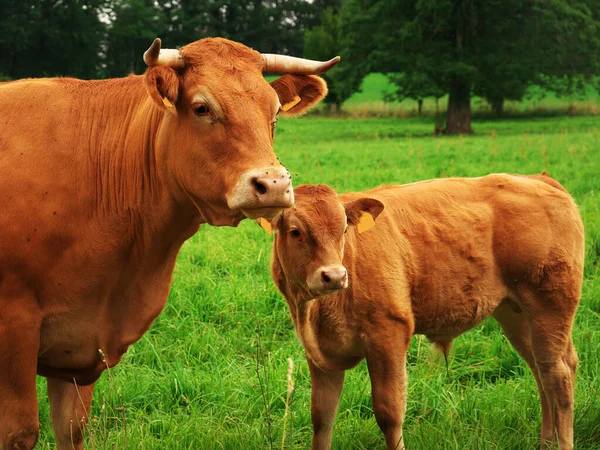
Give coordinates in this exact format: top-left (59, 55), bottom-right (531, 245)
top-left (304, 8), bottom-right (346, 111)
top-left (158, 0), bottom-right (321, 56)
top-left (104, 0), bottom-right (166, 77)
top-left (385, 70), bottom-right (445, 117)
top-left (305, 0), bottom-right (374, 112)
top-left (0, 0), bottom-right (106, 79)
top-left (340, 0), bottom-right (600, 134)
top-left (472, 0), bottom-right (600, 116)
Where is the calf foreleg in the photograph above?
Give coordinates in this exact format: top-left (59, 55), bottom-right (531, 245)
top-left (308, 359), bottom-right (345, 450)
top-left (366, 324), bottom-right (411, 450)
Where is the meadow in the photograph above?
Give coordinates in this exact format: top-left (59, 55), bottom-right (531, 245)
top-left (341, 74), bottom-right (600, 118)
top-left (35, 107), bottom-right (600, 447)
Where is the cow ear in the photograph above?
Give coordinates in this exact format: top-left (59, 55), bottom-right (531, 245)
top-left (270, 75), bottom-right (328, 117)
top-left (345, 198), bottom-right (384, 234)
top-left (144, 65), bottom-right (180, 112)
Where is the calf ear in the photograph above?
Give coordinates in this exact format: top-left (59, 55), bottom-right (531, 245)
top-left (256, 217), bottom-right (273, 235)
top-left (256, 214), bottom-right (283, 235)
top-left (144, 65), bottom-right (180, 112)
top-left (345, 198), bottom-right (384, 234)
top-left (270, 75), bottom-right (328, 117)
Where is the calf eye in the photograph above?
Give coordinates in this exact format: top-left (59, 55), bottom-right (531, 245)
top-left (289, 229), bottom-right (303, 241)
top-left (194, 104), bottom-right (210, 117)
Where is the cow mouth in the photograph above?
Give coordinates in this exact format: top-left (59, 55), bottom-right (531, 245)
top-left (241, 206), bottom-right (286, 220)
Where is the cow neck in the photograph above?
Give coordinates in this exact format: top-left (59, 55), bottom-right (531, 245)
top-left (83, 77), bottom-right (166, 214)
top-left (81, 76), bottom-right (201, 258)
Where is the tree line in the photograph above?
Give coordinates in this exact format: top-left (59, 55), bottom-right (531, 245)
top-left (0, 0), bottom-right (336, 79)
top-left (307, 0), bottom-right (600, 133)
top-left (1, 0), bottom-right (598, 134)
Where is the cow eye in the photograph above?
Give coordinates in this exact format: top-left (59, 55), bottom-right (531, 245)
top-left (289, 229), bottom-right (303, 241)
top-left (193, 104), bottom-right (210, 117)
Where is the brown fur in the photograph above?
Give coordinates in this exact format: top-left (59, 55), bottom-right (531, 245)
top-left (269, 75), bottom-right (328, 116)
top-left (270, 173), bottom-right (584, 450)
top-left (0, 37), bottom-right (331, 449)
top-left (144, 65), bottom-right (181, 110)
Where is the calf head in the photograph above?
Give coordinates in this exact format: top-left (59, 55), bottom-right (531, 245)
top-left (266, 185), bottom-right (384, 298)
top-left (143, 38), bottom-right (339, 225)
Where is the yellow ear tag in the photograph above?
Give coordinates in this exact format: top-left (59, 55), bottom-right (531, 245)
top-left (356, 212), bottom-right (375, 234)
top-left (282, 95), bottom-right (301, 112)
top-left (162, 97), bottom-right (174, 108)
top-left (258, 218), bottom-right (272, 235)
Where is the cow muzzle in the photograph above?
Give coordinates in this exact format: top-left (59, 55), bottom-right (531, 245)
top-left (228, 167), bottom-right (294, 219)
top-left (307, 265), bottom-right (348, 296)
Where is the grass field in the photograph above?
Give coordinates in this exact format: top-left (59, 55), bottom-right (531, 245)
top-left (341, 74), bottom-right (600, 118)
top-left (35, 114), bottom-right (600, 449)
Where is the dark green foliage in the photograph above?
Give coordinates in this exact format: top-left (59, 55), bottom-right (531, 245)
top-left (0, 0), bottom-right (106, 79)
top-left (104, 0), bottom-right (166, 77)
top-left (158, 0), bottom-right (317, 55)
top-left (0, 0), bottom-right (330, 79)
top-left (341, 0), bottom-right (600, 133)
top-left (303, 1), bottom-right (377, 111)
top-left (304, 8), bottom-right (345, 109)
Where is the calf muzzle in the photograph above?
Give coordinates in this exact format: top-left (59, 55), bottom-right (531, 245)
top-left (308, 265), bottom-right (348, 295)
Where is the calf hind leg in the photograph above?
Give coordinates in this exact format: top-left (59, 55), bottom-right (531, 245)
top-left (493, 300), bottom-right (553, 446)
top-left (529, 314), bottom-right (577, 450)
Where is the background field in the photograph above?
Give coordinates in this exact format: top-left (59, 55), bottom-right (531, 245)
top-left (338, 74), bottom-right (600, 118)
top-left (35, 113), bottom-right (600, 448)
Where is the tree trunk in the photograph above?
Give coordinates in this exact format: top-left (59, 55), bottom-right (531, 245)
top-left (491, 97), bottom-right (504, 117)
top-left (444, 75), bottom-right (472, 135)
top-left (417, 99), bottom-right (423, 116)
top-left (434, 98), bottom-right (443, 135)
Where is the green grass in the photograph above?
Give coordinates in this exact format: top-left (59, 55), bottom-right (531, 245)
top-left (35, 115), bottom-right (600, 449)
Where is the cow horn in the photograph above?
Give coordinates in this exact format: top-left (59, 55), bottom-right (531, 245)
top-left (143, 38), bottom-right (185, 69)
top-left (261, 54), bottom-right (340, 75)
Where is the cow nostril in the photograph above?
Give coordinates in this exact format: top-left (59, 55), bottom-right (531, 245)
top-left (252, 178), bottom-right (267, 195)
top-left (321, 272), bottom-right (331, 284)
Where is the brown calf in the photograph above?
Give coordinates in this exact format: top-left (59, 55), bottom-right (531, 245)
top-left (264, 173), bottom-right (584, 450)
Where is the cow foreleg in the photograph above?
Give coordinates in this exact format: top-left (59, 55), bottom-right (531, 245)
top-left (0, 297), bottom-right (41, 450)
top-left (366, 323), bottom-right (411, 450)
top-left (47, 378), bottom-right (94, 450)
top-left (308, 358), bottom-right (345, 450)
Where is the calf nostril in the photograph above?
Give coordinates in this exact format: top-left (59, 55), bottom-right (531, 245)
top-left (252, 177), bottom-right (267, 195)
top-left (321, 272), bottom-right (331, 284)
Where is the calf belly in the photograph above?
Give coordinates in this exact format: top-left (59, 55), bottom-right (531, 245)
top-left (412, 285), bottom-right (507, 340)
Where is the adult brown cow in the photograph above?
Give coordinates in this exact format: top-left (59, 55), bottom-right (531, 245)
top-left (0, 37), bottom-right (338, 449)
top-left (263, 174), bottom-right (584, 450)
